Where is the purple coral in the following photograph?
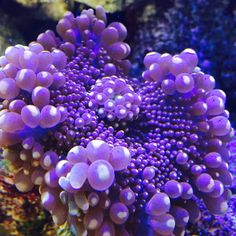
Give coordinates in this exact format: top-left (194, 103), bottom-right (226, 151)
top-left (0, 5), bottom-right (234, 236)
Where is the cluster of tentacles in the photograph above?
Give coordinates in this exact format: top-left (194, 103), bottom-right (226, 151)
top-left (0, 6), bottom-right (234, 236)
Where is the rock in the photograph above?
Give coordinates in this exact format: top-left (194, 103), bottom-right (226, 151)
top-left (74, 0), bottom-right (139, 12)
top-left (16, 0), bottom-right (68, 20)
top-left (0, 11), bottom-right (24, 55)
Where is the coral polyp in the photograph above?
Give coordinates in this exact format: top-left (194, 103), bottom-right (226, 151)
top-left (0, 5), bottom-right (234, 236)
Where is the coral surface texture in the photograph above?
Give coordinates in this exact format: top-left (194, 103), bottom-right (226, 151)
top-left (0, 5), bottom-right (235, 236)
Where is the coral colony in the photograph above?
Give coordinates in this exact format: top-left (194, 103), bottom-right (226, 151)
top-left (0, 5), bottom-right (234, 236)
